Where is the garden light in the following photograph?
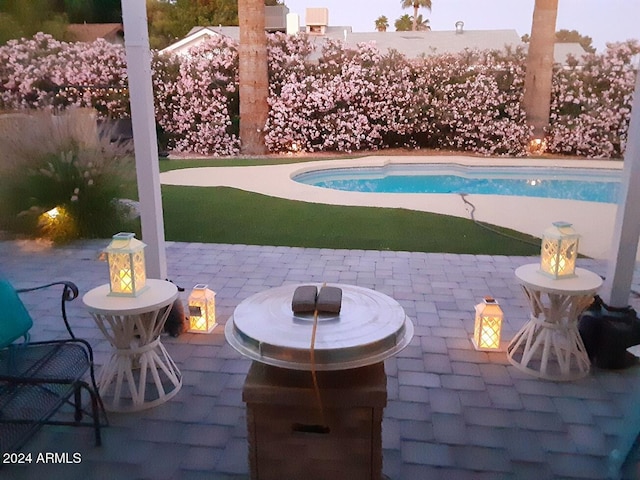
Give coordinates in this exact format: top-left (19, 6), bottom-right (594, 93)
top-left (104, 232), bottom-right (148, 297)
top-left (45, 207), bottom-right (60, 219)
top-left (540, 221), bottom-right (580, 279)
top-left (473, 297), bottom-right (503, 351)
top-left (528, 138), bottom-right (548, 155)
top-left (38, 205), bottom-right (77, 243)
top-left (188, 284), bottom-right (216, 333)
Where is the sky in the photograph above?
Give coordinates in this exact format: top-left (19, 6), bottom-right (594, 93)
top-left (283, 0), bottom-right (640, 52)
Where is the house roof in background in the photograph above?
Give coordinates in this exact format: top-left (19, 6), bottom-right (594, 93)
top-left (160, 26), bottom-right (240, 55)
top-left (551, 42), bottom-right (590, 64)
top-left (161, 26), bottom-right (586, 65)
top-left (66, 23), bottom-right (124, 43)
top-left (337, 29), bottom-right (523, 57)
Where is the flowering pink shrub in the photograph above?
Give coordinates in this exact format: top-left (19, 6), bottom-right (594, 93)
top-left (548, 40), bottom-right (640, 158)
top-left (421, 49), bottom-right (532, 156)
top-left (266, 38), bottom-right (413, 152)
top-left (154, 36), bottom-right (240, 155)
top-left (0, 33), bottom-right (637, 158)
top-left (0, 33), bottom-right (128, 116)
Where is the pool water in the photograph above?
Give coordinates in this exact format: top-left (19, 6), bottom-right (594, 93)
top-left (293, 164), bottom-right (622, 204)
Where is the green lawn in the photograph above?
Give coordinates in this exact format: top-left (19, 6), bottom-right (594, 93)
top-left (160, 182), bottom-right (540, 255)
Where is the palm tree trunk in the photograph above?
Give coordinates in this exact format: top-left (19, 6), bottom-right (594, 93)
top-left (238, 0), bottom-right (269, 155)
top-left (522, 0), bottom-right (558, 140)
top-left (412, 4), bottom-right (419, 31)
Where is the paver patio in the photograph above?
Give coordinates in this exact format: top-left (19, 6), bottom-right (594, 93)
top-left (2, 238), bottom-right (640, 480)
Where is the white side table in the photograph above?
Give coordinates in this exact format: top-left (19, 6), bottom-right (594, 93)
top-left (83, 279), bottom-right (182, 412)
top-left (507, 264), bottom-right (602, 381)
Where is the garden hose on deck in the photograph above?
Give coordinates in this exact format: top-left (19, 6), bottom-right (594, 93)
top-left (459, 193), bottom-right (540, 248)
top-left (459, 194), bottom-right (640, 299)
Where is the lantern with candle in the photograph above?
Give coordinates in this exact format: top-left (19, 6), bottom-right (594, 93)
top-left (540, 221), bottom-right (580, 279)
top-left (188, 284), bottom-right (216, 333)
top-left (104, 232), bottom-right (148, 297)
top-left (473, 297), bottom-right (504, 351)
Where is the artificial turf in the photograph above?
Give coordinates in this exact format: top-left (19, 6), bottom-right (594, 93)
top-left (161, 185), bottom-right (540, 255)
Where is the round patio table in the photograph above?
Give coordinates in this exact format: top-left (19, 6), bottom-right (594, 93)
top-left (225, 283), bottom-right (414, 370)
top-left (507, 264), bottom-right (602, 381)
top-left (83, 279), bottom-right (182, 412)
top-left (226, 283), bottom-right (413, 480)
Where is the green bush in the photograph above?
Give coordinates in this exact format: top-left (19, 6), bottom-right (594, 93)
top-left (0, 109), bottom-right (138, 242)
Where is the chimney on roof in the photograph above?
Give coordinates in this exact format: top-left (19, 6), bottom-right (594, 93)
top-left (286, 13), bottom-right (300, 35)
top-left (306, 7), bottom-right (329, 35)
top-left (265, 5), bottom-right (290, 32)
top-left (455, 21), bottom-right (464, 34)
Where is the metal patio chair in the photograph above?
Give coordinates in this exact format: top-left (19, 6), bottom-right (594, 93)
top-left (0, 278), bottom-right (107, 454)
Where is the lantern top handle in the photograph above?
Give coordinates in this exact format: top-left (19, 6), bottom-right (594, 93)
top-left (193, 284), bottom-right (209, 290)
top-left (105, 232), bottom-right (147, 252)
top-left (113, 232), bottom-right (136, 241)
top-left (552, 221), bottom-right (572, 228)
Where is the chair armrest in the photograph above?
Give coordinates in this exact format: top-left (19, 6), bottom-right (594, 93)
top-left (16, 281), bottom-right (79, 339)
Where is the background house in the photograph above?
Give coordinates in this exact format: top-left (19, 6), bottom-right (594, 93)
top-left (160, 5), bottom-right (289, 56)
top-left (66, 23), bottom-right (124, 44)
top-left (160, 6), bottom-right (585, 64)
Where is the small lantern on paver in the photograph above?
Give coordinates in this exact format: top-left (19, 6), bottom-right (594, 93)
top-left (188, 284), bottom-right (216, 333)
top-left (540, 221), bottom-right (580, 279)
top-left (473, 297), bottom-right (503, 351)
top-left (104, 232), bottom-right (148, 297)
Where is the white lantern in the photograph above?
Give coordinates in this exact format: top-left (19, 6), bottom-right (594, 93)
top-left (188, 284), bottom-right (216, 333)
top-left (104, 232), bottom-right (148, 297)
top-left (473, 297), bottom-right (503, 351)
top-left (540, 221), bottom-right (580, 279)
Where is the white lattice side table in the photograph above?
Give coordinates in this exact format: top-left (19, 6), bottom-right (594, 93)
top-left (507, 264), bottom-right (602, 381)
top-left (83, 279), bottom-right (182, 412)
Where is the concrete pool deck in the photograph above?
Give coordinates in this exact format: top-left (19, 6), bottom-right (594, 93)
top-left (160, 155), bottom-right (625, 260)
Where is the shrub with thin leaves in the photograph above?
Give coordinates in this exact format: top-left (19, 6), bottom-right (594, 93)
top-left (0, 110), bottom-right (137, 242)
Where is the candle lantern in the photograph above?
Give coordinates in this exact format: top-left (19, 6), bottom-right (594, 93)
top-left (540, 221), bottom-right (580, 279)
top-left (473, 297), bottom-right (503, 351)
top-left (105, 232), bottom-right (148, 297)
top-left (188, 284), bottom-right (216, 333)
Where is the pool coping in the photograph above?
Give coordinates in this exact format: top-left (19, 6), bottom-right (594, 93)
top-left (160, 155), bottom-right (627, 260)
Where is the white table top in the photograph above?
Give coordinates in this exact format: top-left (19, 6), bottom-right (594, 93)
top-left (225, 283), bottom-right (414, 370)
top-left (515, 263), bottom-right (603, 295)
top-left (82, 279), bottom-right (178, 315)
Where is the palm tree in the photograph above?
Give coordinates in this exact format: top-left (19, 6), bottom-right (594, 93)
top-left (413, 14), bottom-right (430, 31)
top-left (522, 0), bottom-right (558, 141)
top-left (375, 15), bottom-right (389, 32)
top-left (401, 0), bottom-right (432, 32)
top-left (238, 0), bottom-right (269, 155)
top-left (394, 14), bottom-right (413, 32)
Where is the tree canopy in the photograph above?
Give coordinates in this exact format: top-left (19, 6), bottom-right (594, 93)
top-left (394, 14), bottom-right (413, 32)
top-left (521, 29), bottom-right (596, 53)
top-left (0, 0), bottom-right (282, 47)
top-left (555, 29), bottom-right (595, 53)
top-left (400, 0), bottom-right (432, 31)
top-left (375, 15), bottom-right (389, 32)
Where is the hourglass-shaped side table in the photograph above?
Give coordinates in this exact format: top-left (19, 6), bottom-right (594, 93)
top-left (83, 279), bottom-right (182, 412)
top-left (507, 264), bottom-right (602, 381)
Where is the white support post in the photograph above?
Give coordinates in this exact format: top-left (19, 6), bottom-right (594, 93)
top-left (601, 70), bottom-right (640, 308)
top-left (121, 0), bottom-right (167, 280)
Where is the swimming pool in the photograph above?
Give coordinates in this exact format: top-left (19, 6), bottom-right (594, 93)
top-left (293, 164), bottom-right (622, 204)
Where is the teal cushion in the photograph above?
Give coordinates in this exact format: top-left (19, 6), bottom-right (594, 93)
top-left (0, 279), bottom-right (33, 348)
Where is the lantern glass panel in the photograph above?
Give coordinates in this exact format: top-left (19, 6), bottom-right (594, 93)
top-left (539, 222), bottom-right (580, 279)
